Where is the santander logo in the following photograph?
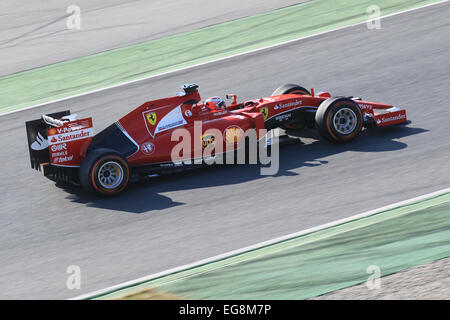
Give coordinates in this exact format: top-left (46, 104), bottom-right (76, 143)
top-left (48, 128), bottom-right (93, 145)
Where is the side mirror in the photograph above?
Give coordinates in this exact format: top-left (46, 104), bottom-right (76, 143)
top-left (226, 94), bottom-right (237, 105)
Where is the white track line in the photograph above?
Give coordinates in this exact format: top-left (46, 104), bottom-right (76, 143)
top-left (71, 186), bottom-right (450, 300)
top-left (2, 0), bottom-right (449, 118)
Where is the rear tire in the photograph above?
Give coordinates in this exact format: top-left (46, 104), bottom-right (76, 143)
top-left (79, 148), bottom-right (130, 196)
top-left (315, 97), bottom-right (363, 143)
top-left (272, 84), bottom-right (311, 131)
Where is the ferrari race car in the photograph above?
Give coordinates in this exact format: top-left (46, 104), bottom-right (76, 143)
top-left (26, 83), bottom-right (408, 195)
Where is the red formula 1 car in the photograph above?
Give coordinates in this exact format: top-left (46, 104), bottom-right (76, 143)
top-left (25, 83), bottom-right (408, 195)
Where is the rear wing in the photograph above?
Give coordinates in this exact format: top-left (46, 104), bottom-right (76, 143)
top-left (25, 110), bottom-right (71, 171)
top-left (25, 111), bottom-right (94, 172)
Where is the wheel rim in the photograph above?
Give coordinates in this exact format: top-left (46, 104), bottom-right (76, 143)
top-left (98, 161), bottom-right (124, 189)
top-left (333, 107), bottom-right (357, 135)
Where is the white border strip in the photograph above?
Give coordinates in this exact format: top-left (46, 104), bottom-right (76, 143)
top-left (2, 0), bottom-right (449, 118)
top-left (71, 186), bottom-right (450, 300)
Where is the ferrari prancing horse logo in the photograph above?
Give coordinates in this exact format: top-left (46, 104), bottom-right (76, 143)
top-left (146, 112), bottom-right (157, 125)
top-left (260, 107), bottom-right (269, 120)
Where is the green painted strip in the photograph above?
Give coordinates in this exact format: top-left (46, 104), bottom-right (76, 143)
top-left (0, 0), bottom-right (442, 114)
top-left (96, 192), bottom-right (450, 300)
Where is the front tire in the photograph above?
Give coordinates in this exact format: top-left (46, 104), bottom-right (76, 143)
top-left (79, 148), bottom-right (130, 195)
top-left (272, 84), bottom-right (311, 131)
top-left (272, 84), bottom-right (311, 97)
top-left (315, 97), bottom-right (363, 143)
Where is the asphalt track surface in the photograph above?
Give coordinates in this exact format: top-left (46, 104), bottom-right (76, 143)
top-left (0, 0), bottom-right (302, 76)
top-left (0, 2), bottom-right (449, 299)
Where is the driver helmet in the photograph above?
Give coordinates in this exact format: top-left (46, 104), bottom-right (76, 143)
top-left (204, 96), bottom-right (226, 110)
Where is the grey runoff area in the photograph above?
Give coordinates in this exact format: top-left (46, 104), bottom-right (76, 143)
top-left (0, 0), bottom-right (303, 76)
